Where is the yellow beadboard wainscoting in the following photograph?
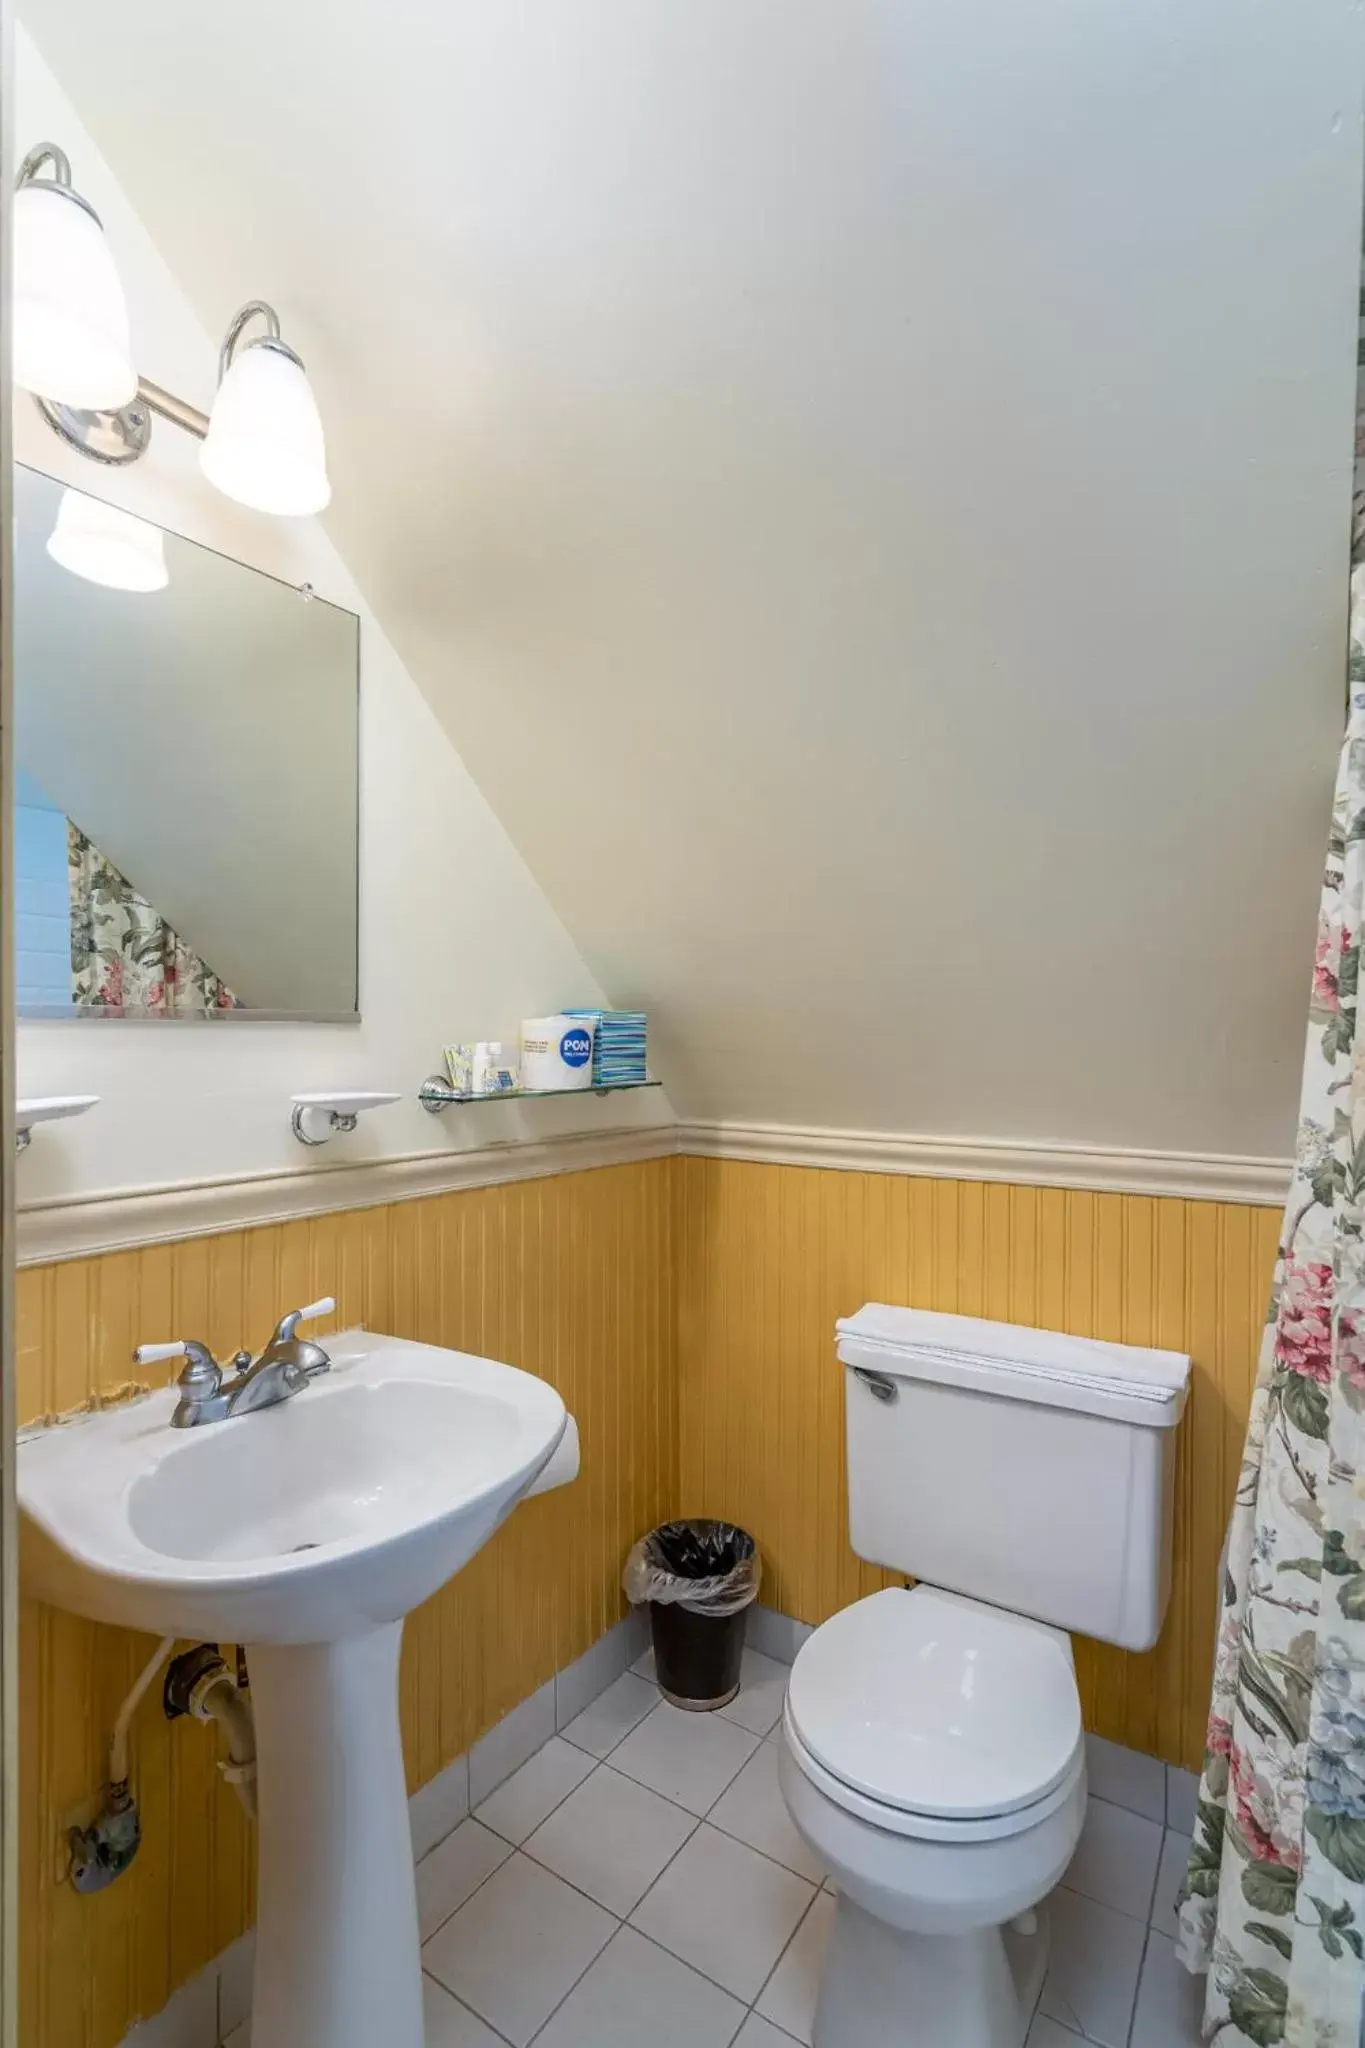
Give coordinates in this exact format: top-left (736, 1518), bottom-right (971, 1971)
top-left (16, 1158), bottom-right (676, 2048)
top-left (18, 1145), bottom-right (1283, 2046)
top-left (674, 1156), bottom-right (1281, 1774)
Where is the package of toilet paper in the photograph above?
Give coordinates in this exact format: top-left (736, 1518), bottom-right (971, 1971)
top-left (520, 1014), bottom-right (597, 1092)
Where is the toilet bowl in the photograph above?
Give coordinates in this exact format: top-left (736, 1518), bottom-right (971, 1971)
top-left (777, 1585), bottom-right (1087, 2048)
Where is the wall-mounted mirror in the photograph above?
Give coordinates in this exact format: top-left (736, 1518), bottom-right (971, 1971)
top-left (13, 467), bottom-right (360, 1020)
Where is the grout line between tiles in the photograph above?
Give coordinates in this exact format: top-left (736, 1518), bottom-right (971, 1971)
top-left (417, 1810), bottom-right (540, 1949)
top-left (1056, 1877), bottom-right (1152, 1933)
top-left (441, 1805), bottom-right (752, 2012)
top-left (748, 1879), bottom-right (823, 2024)
top-left (514, 1764), bottom-right (702, 1907)
top-left (616, 1792), bottom-right (801, 2013)
top-left (516, 1902), bottom-right (617, 2046)
top-left (474, 1745), bottom-right (606, 1851)
top-left (523, 1921), bottom-right (754, 2046)
top-left (418, 1828), bottom-right (517, 1949)
top-left (559, 1685), bottom-right (663, 1765)
top-left (702, 1803), bottom-right (822, 1886)
top-left (1124, 1926), bottom-right (1156, 2048)
top-left (422, 1966), bottom-right (517, 2048)
top-left (1141, 1826), bottom-right (1165, 1930)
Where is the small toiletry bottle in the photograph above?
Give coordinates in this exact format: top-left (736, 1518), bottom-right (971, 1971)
top-left (473, 1042), bottom-right (519, 1095)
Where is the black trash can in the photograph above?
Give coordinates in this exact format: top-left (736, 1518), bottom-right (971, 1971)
top-left (623, 1519), bottom-right (760, 1710)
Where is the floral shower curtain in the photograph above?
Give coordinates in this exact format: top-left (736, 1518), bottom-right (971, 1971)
top-left (68, 823), bottom-right (240, 1014)
top-left (1175, 569), bottom-right (1365, 2045)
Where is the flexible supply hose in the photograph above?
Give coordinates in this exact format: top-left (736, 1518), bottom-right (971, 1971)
top-left (189, 1666), bottom-right (258, 1820)
top-left (109, 1635), bottom-right (177, 1789)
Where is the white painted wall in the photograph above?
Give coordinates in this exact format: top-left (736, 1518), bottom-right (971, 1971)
top-left (20, 0), bottom-right (1364, 1164)
top-left (26, 0), bottom-right (1358, 1161)
top-left (11, 22), bottom-right (671, 1207)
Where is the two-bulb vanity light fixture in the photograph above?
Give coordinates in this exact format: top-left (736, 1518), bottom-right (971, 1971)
top-left (14, 141), bottom-right (330, 592)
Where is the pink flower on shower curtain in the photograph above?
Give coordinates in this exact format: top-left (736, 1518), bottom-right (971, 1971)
top-left (1314, 916), bottom-right (1341, 1009)
top-left (1274, 1260), bottom-right (1333, 1383)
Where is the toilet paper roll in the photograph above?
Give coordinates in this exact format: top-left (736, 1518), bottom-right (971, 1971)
top-left (520, 1015), bottom-right (597, 1092)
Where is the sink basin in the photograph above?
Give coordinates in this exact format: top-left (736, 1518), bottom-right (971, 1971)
top-left (21, 1330), bottom-right (567, 1642)
top-left (20, 1329), bottom-right (573, 2048)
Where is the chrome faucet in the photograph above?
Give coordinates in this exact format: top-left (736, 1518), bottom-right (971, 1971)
top-left (136, 1297), bottom-right (336, 1429)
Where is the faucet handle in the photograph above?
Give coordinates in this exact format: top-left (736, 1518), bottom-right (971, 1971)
top-left (267, 1296), bottom-right (336, 1347)
top-left (135, 1338), bottom-right (222, 1400)
top-left (135, 1340), bottom-right (193, 1366)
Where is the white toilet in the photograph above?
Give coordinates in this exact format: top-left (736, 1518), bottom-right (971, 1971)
top-left (777, 1303), bottom-right (1190, 2048)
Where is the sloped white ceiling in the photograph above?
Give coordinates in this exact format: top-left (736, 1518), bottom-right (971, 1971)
top-left (20, 0), bottom-right (1362, 1155)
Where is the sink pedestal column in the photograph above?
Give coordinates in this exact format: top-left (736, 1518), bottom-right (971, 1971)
top-left (247, 1622), bottom-right (423, 2048)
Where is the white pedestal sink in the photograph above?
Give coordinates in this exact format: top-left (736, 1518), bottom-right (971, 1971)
top-left (19, 1331), bottom-right (574, 2048)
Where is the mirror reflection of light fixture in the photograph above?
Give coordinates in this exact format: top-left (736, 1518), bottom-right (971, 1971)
top-left (13, 143), bottom-right (137, 409)
top-left (201, 302), bottom-right (331, 515)
top-left (17, 142), bottom-right (330, 521)
top-left (47, 487), bottom-right (169, 593)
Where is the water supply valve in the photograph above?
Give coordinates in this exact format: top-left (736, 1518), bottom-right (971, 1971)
top-left (68, 1783), bottom-right (141, 1894)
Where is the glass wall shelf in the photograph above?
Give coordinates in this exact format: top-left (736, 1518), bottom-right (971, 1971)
top-left (418, 1074), bottom-right (660, 1114)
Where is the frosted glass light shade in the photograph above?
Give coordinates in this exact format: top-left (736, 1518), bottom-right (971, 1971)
top-left (200, 341), bottom-right (331, 516)
top-left (47, 489), bottom-right (168, 593)
top-left (13, 183), bottom-right (137, 407)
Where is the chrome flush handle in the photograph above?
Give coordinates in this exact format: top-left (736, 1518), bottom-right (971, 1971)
top-left (853, 1365), bottom-right (899, 1404)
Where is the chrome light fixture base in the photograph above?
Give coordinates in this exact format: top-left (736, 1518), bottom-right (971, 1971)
top-left (34, 393), bottom-right (152, 465)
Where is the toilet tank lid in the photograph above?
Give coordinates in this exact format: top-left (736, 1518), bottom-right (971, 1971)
top-left (836, 1304), bottom-right (1191, 1429)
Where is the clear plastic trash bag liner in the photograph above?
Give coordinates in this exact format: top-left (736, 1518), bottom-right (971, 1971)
top-left (623, 1518), bottom-right (761, 1618)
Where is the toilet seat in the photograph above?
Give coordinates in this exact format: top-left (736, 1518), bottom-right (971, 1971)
top-left (783, 1707), bottom-right (1085, 1843)
top-left (785, 1586), bottom-right (1084, 1841)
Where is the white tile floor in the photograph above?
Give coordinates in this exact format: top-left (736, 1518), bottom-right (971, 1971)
top-left (221, 1637), bottom-right (1206, 2048)
top-left (404, 1646), bottom-right (1206, 2048)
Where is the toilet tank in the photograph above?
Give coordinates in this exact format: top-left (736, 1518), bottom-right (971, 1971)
top-left (838, 1304), bottom-right (1191, 1652)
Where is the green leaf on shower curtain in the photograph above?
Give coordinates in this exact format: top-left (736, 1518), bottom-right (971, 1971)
top-left (1236, 1660), bottom-right (1302, 1747)
top-left (1186, 1805), bottom-right (1225, 1895)
top-left (1278, 1372), bottom-right (1330, 1441)
top-left (1246, 1921), bottom-right (1294, 1958)
top-left (1241, 1861), bottom-right (1298, 1915)
top-left (1346, 1132), bottom-right (1365, 1202)
top-left (1321, 1530), bottom-right (1360, 1575)
top-left (1227, 1966), bottom-right (1289, 2044)
top-left (1337, 1573), bottom-right (1365, 1621)
top-left (1237, 1633), bottom-right (1314, 1748)
top-left (1309, 1818), bottom-right (1365, 1875)
top-left (1309, 1897), bottom-right (1365, 1960)
top-left (1307, 1810), bottom-right (1365, 1884)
